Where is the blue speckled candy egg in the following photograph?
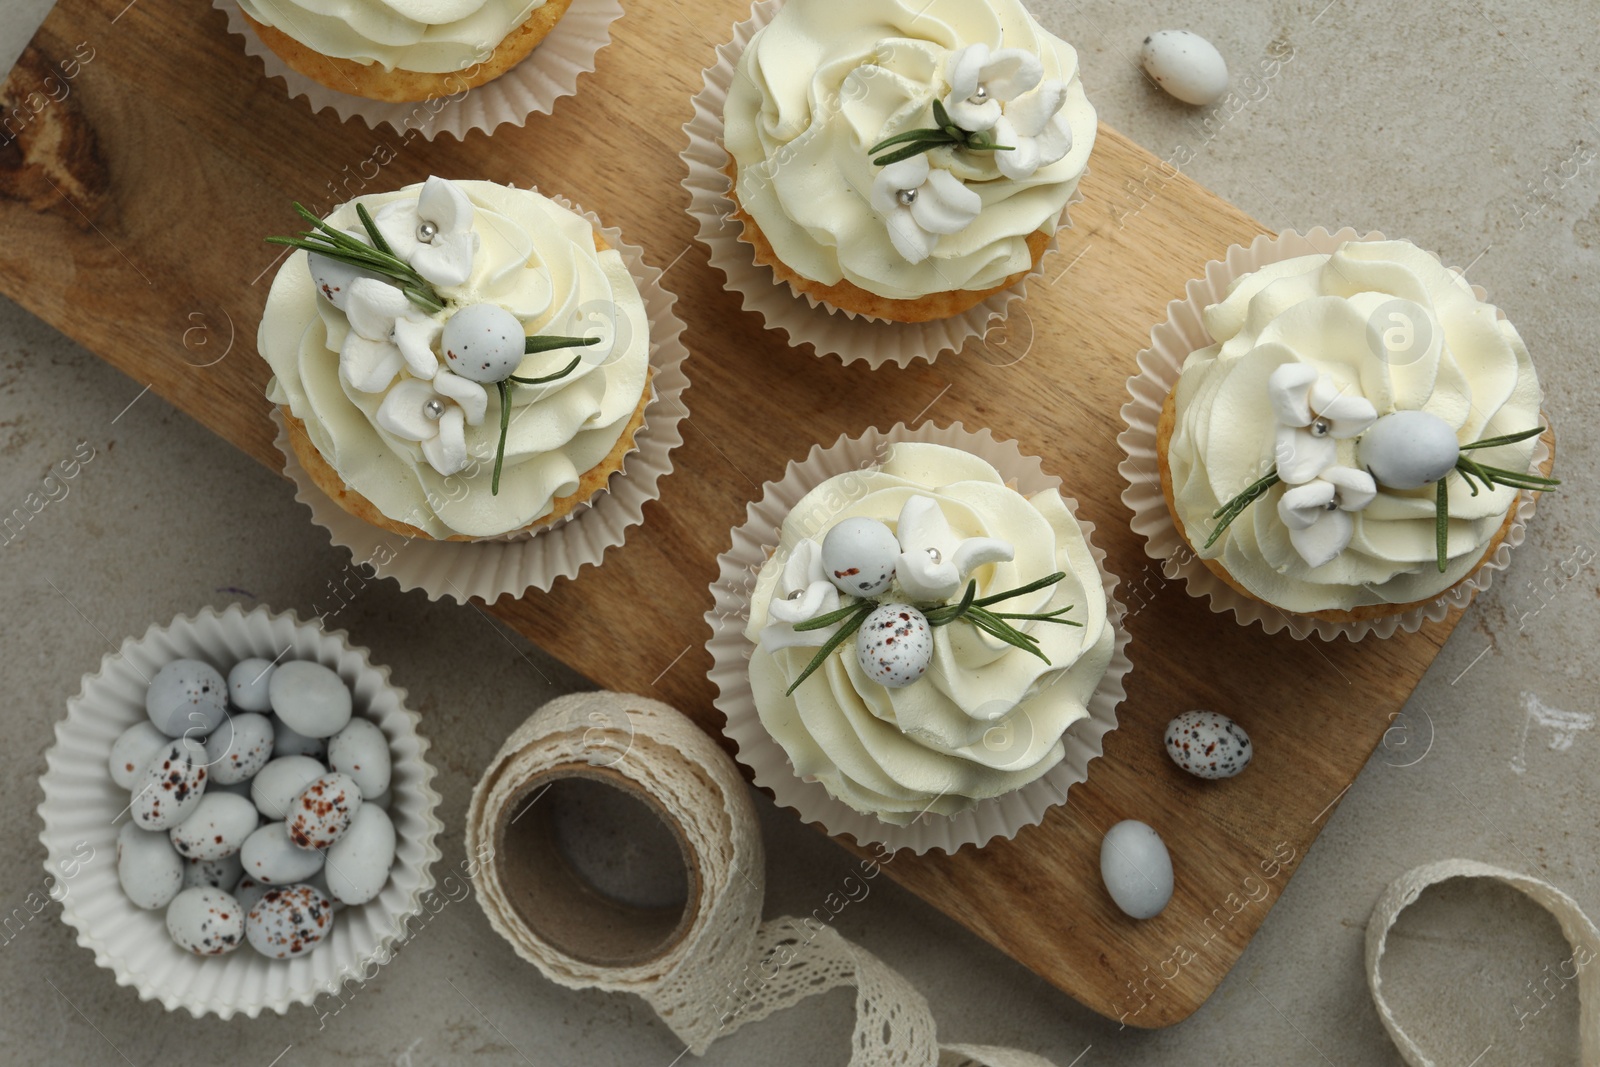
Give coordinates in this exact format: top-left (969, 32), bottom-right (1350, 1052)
top-left (442, 302), bottom-right (526, 384)
top-left (166, 887), bottom-right (245, 956)
top-left (1165, 710), bottom-right (1253, 780)
top-left (146, 659), bottom-right (227, 738)
top-left (246, 884), bottom-right (335, 959)
top-left (821, 518), bottom-right (899, 597)
top-left (854, 604), bottom-right (933, 688)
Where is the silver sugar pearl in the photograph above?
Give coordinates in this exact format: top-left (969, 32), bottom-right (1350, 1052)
top-left (926, 547), bottom-right (942, 564)
top-left (1323, 500), bottom-right (1340, 511)
top-left (786, 589), bottom-right (806, 601)
top-left (417, 221), bottom-right (439, 243)
top-left (897, 188), bottom-right (918, 206)
top-left (971, 85), bottom-right (990, 102)
top-left (422, 399), bottom-right (445, 420)
top-left (1310, 418), bottom-right (1332, 438)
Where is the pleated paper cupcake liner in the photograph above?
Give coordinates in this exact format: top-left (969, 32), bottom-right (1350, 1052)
top-left (37, 604), bottom-right (444, 1019)
top-left (705, 422), bottom-right (1133, 854)
top-left (275, 196), bottom-right (691, 603)
top-left (215, 0), bottom-right (623, 139)
top-left (1116, 226), bottom-right (1552, 642)
top-left (680, 0), bottom-right (1081, 368)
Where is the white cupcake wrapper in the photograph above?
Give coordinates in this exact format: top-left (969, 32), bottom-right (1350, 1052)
top-left (214, 0), bottom-right (623, 140)
top-left (705, 423), bottom-right (1133, 854)
top-left (275, 195), bottom-right (691, 603)
top-left (37, 604), bottom-right (445, 1019)
top-left (1116, 226), bottom-right (1552, 642)
top-left (680, 0), bottom-right (1078, 368)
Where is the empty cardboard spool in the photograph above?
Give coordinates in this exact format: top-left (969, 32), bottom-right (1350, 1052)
top-left (495, 764), bottom-right (702, 969)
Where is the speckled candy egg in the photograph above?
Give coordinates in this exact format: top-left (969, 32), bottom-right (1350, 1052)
top-left (1100, 820), bottom-right (1174, 920)
top-left (132, 738), bottom-right (209, 831)
top-left (327, 718), bottom-right (391, 799)
top-left (821, 517), bottom-right (899, 597)
top-left (270, 716), bottom-right (327, 761)
top-left (109, 721), bottom-right (167, 790)
top-left (227, 658), bottom-right (277, 713)
top-left (1140, 30), bottom-right (1229, 106)
top-left (251, 755), bottom-right (329, 821)
top-left (245, 884), bottom-right (335, 959)
top-left (166, 887), bottom-right (245, 956)
top-left (324, 805), bottom-right (396, 906)
top-left (203, 712), bottom-right (275, 785)
top-left (268, 661), bottom-right (352, 739)
top-left (182, 852), bottom-right (243, 892)
top-left (287, 773), bottom-right (363, 851)
top-left (1165, 710), bottom-right (1253, 780)
top-left (116, 822), bottom-right (183, 910)
top-left (145, 659), bottom-right (228, 738)
top-left (854, 604), bottom-right (933, 689)
top-left (1359, 410), bottom-right (1461, 491)
top-left (240, 822), bottom-right (325, 885)
top-left (170, 792), bottom-right (260, 861)
top-left (442, 302), bottom-right (526, 384)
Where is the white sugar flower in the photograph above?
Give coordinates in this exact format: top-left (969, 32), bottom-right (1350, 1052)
top-left (943, 44), bottom-right (1044, 132)
top-left (1277, 466), bottom-right (1377, 568)
top-left (894, 495), bottom-right (1014, 602)
top-left (339, 278), bottom-right (443, 393)
top-left (760, 541), bottom-right (844, 652)
top-left (870, 155), bottom-right (982, 265)
top-left (375, 176), bottom-right (480, 289)
top-left (1269, 364), bottom-right (1377, 484)
top-left (992, 80), bottom-right (1073, 180)
top-left (374, 370), bottom-right (488, 477)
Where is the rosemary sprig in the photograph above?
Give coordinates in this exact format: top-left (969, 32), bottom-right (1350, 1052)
top-left (1434, 478), bottom-right (1449, 575)
top-left (267, 203), bottom-right (445, 314)
top-left (1204, 471), bottom-right (1282, 550)
top-left (869, 99), bottom-right (1015, 166)
top-left (1433, 430), bottom-right (1559, 572)
top-left (785, 600), bottom-right (876, 696)
top-left (490, 352), bottom-right (590, 495)
top-left (927, 575), bottom-right (1080, 664)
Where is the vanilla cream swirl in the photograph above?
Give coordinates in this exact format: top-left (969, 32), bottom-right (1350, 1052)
top-left (723, 0), bottom-right (1095, 301)
top-left (1168, 239), bottom-right (1545, 613)
top-left (238, 0), bottom-right (542, 74)
top-left (744, 444), bottom-right (1113, 824)
top-left (262, 181), bottom-right (650, 540)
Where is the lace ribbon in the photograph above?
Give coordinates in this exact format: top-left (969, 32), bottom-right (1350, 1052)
top-left (466, 691), bottom-right (1059, 1066)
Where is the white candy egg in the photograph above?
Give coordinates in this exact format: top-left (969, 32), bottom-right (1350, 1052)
top-left (327, 718), bottom-right (391, 799)
top-left (109, 721), bottom-right (167, 790)
top-left (182, 852), bottom-right (243, 892)
top-left (145, 659), bottom-right (228, 738)
top-left (203, 712), bottom-right (275, 785)
top-left (1100, 820), bottom-right (1175, 919)
top-left (286, 773), bottom-right (363, 851)
top-left (246, 883), bottom-right (335, 959)
top-left (854, 604), bottom-right (933, 689)
top-left (116, 822), bottom-right (183, 910)
top-left (307, 250), bottom-right (371, 310)
top-left (166, 887), bottom-right (245, 956)
top-left (1359, 410), bottom-right (1461, 490)
top-left (234, 877), bottom-right (268, 914)
top-left (251, 755), bottom-right (329, 821)
top-left (821, 517), bottom-right (899, 597)
top-left (270, 716), bottom-right (327, 760)
top-left (240, 823), bottom-right (325, 885)
top-left (227, 658), bottom-right (277, 713)
top-left (442, 302), bottom-right (526, 384)
top-left (170, 792), bottom-right (260, 861)
top-left (1140, 30), bottom-right (1230, 106)
top-left (132, 738), bottom-right (210, 831)
top-left (268, 661), bottom-right (352, 739)
top-left (1165, 710), bottom-right (1253, 779)
top-left (324, 804), bottom-right (396, 906)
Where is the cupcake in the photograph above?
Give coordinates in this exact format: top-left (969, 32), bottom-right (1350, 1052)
top-left (236, 0), bottom-right (573, 103)
top-left (722, 0), bottom-right (1095, 324)
top-left (260, 177), bottom-right (652, 543)
top-left (1159, 238), bottom-right (1556, 623)
top-left (740, 441), bottom-right (1116, 826)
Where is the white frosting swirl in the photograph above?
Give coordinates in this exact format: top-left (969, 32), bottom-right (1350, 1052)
top-left (1168, 239), bottom-right (1544, 613)
top-left (743, 444), bottom-right (1113, 824)
top-left (262, 181), bottom-right (650, 540)
top-left (724, 0), bottom-right (1095, 301)
top-left (238, 0), bottom-right (543, 75)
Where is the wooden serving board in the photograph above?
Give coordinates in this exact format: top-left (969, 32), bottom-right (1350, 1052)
top-left (0, 0), bottom-right (1459, 1027)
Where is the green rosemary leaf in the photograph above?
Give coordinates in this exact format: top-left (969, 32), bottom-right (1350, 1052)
top-left (967, 609), bottom-right (1051, 664)
top-left (1204, 471), bottom-right (1282, 550)
top-left (793, 599), bottom-right (871, 632)
top-left (524, 335), bottom-right (601, 355)
top-left (492, 380), bottom-right (511, 497)
top-left (1435, 477), bottom-right (1449, 573)
top-left (927, 581), bottom-right (978, 627)
top-left (873, 140), bottom-right (953, 167)
top-left (1459, 426), bottom-right (1546, 451)
top-left (509, 355), bottom-right (583, 387)
top-left (971, 572), bottom-right (1067, 608)
top-left (932, 97), bottom-right (954, 132)
top-left (1454, 461), bottom-right (1484, 497)
top-left (785, 603), bottom-right (874, 696)
top-left (990, 606), bottom-right (1082, 627)
top-left (868, 127), bottom-right (950, 154)
top-left (355, 203), bottom-right (395, 258)
top-left (1464, 462), bottom-right (1561, 489)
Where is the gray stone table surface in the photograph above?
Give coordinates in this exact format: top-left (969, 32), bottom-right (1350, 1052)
top-left (1, 1), bottom-right (1596, 1064)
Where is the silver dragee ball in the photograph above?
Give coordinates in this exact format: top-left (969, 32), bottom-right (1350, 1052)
top-left (821, 517), bottom-right (899, 597)
top-left (442, 302), bottom-right (527, 384)
top-left (1359, 411), bottom-right (1461, 490)
top-left (146, 659), bottom-right (228, 738)
top-left (268, 661), bottom-right (352, 739)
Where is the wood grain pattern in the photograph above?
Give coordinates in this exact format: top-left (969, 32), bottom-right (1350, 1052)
top-left (0, 0), bottom-right (1458, 1026)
